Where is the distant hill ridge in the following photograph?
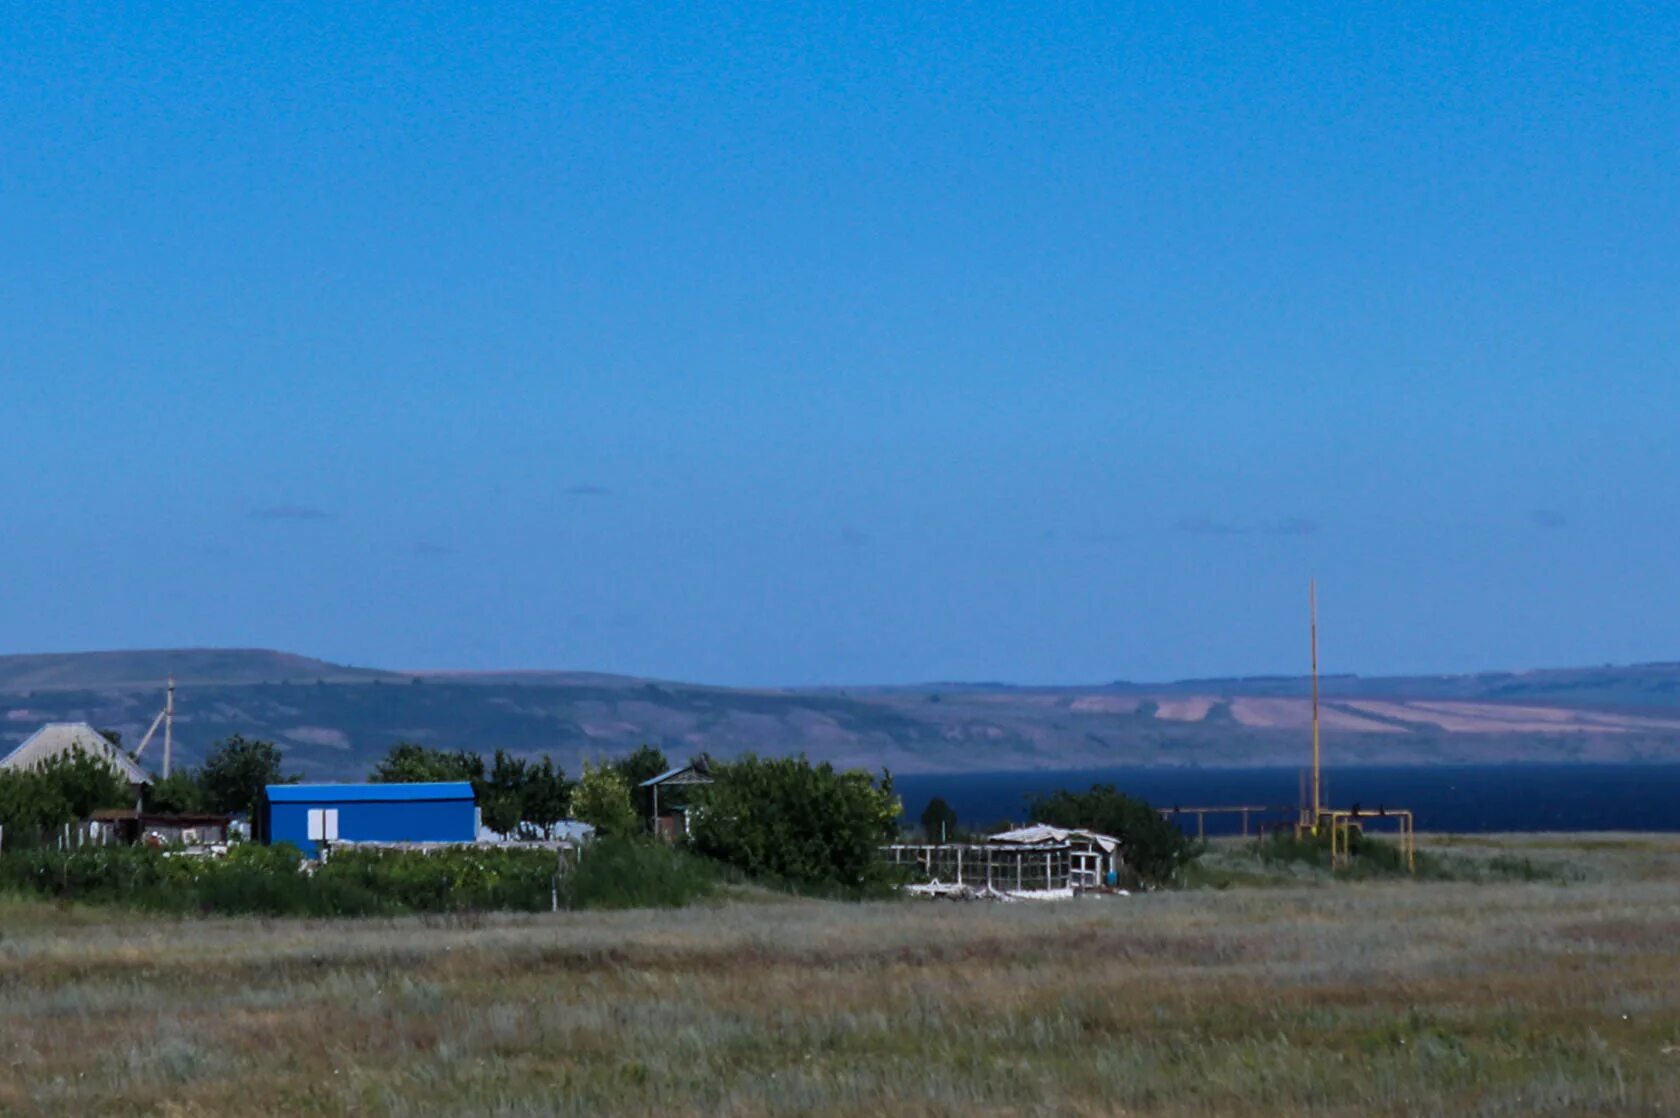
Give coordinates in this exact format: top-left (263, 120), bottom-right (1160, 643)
top-left (4, 647), bottom-right (1680, 779)
top-left (10, 646), bottom-right (1680, 702)
top-left (0, 649), bottom-right (400, 692)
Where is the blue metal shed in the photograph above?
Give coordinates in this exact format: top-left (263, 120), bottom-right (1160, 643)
top-left (263, 782), bottom-right (478, 857)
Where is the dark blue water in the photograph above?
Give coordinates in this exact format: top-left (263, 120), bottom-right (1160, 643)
top-left (894, 764), bottom-right (1680, 835)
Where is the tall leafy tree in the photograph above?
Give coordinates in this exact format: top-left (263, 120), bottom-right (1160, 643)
top-left (612, 744), bottom-right (669, 820)
top-left (689, 755), bottom-right (902, 891)
top-left (522, 756), bottom-right (572, 834)
top-left (199, 735), bottom-right (287, 816)
top-left (371, 742), bottom-right (485, 785)
top-left (480, 750), bottom-right (529, 836)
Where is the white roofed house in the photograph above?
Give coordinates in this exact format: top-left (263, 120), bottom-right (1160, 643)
top-left (1, 722), bottom-right (152, 789)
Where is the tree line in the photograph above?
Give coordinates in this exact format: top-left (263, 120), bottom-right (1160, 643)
top-left (4, 729), bottom-right (1191, 889)
top-left (2, 731), bottom-right (908, 895)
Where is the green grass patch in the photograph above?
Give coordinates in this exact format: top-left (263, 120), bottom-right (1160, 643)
top-left (1182, 831), bottom-right (1578, 887)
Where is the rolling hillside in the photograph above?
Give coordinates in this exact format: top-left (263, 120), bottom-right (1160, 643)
top-left (5, 649), bottom-right (1680, 779)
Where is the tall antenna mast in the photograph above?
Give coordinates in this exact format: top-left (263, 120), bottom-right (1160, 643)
top-left (1310, 580), bottom-right (1321, 827)
top-left (163, 676), bottom-right (175, 779)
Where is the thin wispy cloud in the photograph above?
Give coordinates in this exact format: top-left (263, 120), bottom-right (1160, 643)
top-left (563, 484), bottom-right (612, 497)
top-left (250, 505), bottom-right (334, 521)
top-left (1528, 508), bottom-right (1568, 529)
top-left (1175, 515), bottom-right (1320, 537)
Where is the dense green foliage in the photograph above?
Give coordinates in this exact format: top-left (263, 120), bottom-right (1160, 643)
top-left (571, 763), bottom-right (639, 838)
top-left (372, 743), bottom-right (573, 836)
top-left (689, 754), bottom-right (901, 893)
top-left (0, 749), bottom-right (132, 849)
top-left (480, 750), bottom-right (573, 836)
top-left (1028, 784), bottom-right (1197, 886)
top-left (144, 768), bottom-right (206, 814)
top-left (199, 735), bottom-right (287, 816)
top-left (0, 837), bottom-right (711, 915)
top-left (554, 836), bottom-right (716, 910)
top-left (38, 749), bottom-right (132, 820)
top-left (372, 742), bottom-right (485, 784)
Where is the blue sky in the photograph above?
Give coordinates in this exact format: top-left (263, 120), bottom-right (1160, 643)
top-left (3, 3), bottom-right (1677, 684)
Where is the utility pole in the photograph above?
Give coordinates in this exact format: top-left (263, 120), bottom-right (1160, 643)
top-left (133, 676), bottom-right (178, 777)
top-left (1310, 580), bottom-right (1321, 829)
top-left (163, 676), bottom-right (175, 779)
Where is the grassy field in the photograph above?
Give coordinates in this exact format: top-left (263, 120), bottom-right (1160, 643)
top-left (3, 834), bottom-right (1679, 1116)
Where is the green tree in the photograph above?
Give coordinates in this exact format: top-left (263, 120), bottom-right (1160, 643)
top-left (919, 795), bottom-right (958, 843)
top-left (1027, 784), bottom-right (1196, 886)
top-left (371, 742), bottom-right (485, 785)
top-left (522, 756), bottom-right (572, 834)
top-left (480, 750), bottom-right (529, 836)
top-left (0, 748), bottom-right (129, 849)
top-left (199, 735), bottom-right (287, 817)
top-left (0, 769), bottom-right (72, 845)
top-left (36, 749), bottom-right (132, 820)
top-left (570, 763), bottom-right (638, 839)
top-left (612, 744), bottom-right (669, 820)
top-left (146, 767), bottom-right (205, 814)
top-left (689, 755), bottom-right (902, 892)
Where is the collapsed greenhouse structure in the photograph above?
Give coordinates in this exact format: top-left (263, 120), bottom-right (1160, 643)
top-left (883, 825), bottom-right (1126, 899)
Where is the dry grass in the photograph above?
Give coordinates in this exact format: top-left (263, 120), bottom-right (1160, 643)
top-left (4, 835), bottom-right (1680, 1116)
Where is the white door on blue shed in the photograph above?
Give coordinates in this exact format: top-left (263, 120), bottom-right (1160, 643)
top-left (307, 808), bottom-right (340, 842)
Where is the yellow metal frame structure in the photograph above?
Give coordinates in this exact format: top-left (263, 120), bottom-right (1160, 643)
top-left (1313, 809), bottom-right (1416, 874)
top-left (1159, 805), bottom-right (1294, 840)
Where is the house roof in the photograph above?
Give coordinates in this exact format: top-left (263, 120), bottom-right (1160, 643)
top-left (265, 781), bottom-right (476, 803)
top-left (0, 723), bottom-right (151, 784)
top-left (640, 758), bottom-right (714, 788)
